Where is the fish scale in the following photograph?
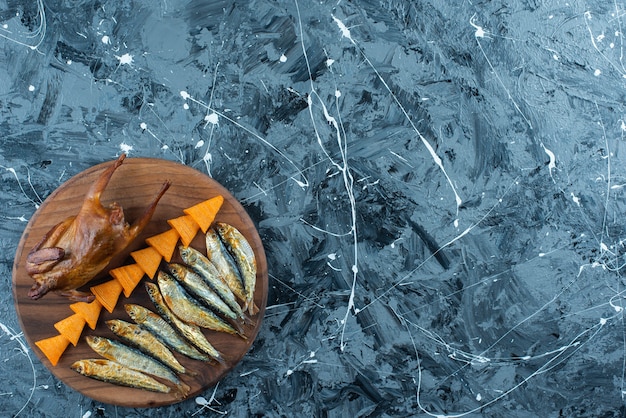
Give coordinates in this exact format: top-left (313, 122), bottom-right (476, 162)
top-left (106, 319), bottom-right (187, 375)
top-left (85, 335), bottom-right (190, 397)
top-left (125, 303), bottom-right (211, 362)
top-left (145, 280), bottom-right (225, 361)
top-left (156, 270), bottom-right (243, 337)
top-left (71, 359), bottom-right (171, 394)
top-left (215, 223), bottom-right (258, 315)
top-left (205, 228), bottom-right (246, 303)
top-left (166, 263), bottom-right (238, 320)
top-left (179, 245), bottom-right (246, 320)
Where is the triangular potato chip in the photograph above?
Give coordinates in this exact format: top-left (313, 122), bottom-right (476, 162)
top-left (54, 313), bottom-right (86, 346)
top-left (70, 300), bottom-right (103, 330)
top-left (167, 214), bottom-right (200, 247)
top-left (183, 195), bottom-right (224, 233)
top-left (90, 280), bottom-right (124, 313)
top-left (145, 228), bottom-right (180, 262)
top-left (110, 263), bottom-right (146, 297)
top-left (130, 246), bottom-right (162, 279)
top-left (35, 334), bottom-right (70, 366)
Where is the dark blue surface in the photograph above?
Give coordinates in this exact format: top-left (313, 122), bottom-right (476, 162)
top-left (2, 1), bottom-right (626, 416)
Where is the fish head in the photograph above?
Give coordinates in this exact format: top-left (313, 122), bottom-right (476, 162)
top-left (70, 360), bottom-right (88, 374)
top-left (156, 270), bottom-right (174, 286)
top-left (179, 245), bottom-right (197, 263)
top-left (145, 281), bottom-right (161, 299)
top-left (85, 335), bottom-right (109, 351)
top-left (106, 319), bottom-right (120, 333)
top-left (166, 263), bottom-right (183, 277)
top-left (125, 303), bottom-right (146, 321)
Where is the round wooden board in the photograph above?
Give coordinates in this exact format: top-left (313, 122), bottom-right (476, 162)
top-left (11, 157), bottom-right (268, 408)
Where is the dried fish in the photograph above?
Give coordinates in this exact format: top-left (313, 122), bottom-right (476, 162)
top-left (145, 281), bottom-right (224, 362)
top-left (167, 262), bottom-right (237, 320)
top-left (157, 270), bottom-right (244, 338)
top-left (215, 223), bottom-right (258, 315)
top-left (179, 245), bottom-right (245, 320)
top-left (71, 359), bottom-right (170, 393)
top-left (85, 336), bottom-right (189, 397)
top-left (125, 303), bottom-right (211, 362)
top-left (106, 319), bottom-right (188, 375)
top-left (205, 228), bottom-right (246, 303)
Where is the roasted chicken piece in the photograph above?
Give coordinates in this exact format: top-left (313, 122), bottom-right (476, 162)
top-left (26, 154), bottom-right (171, 301)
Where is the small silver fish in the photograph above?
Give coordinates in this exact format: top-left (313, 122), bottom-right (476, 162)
top-left (106, 319), bottom-right (188, 375)
top-left (125, 303), bottom-right (211, 362)
top-left (167, 263), bottom-right (238, 320)
top-left (157, 270), bottom-right (244, 338)
top-left (205, 228), bottom-right (246, 303)
top-left (215, 223), bottom-right (258, 315)
top-left (71, 358), bottom-right (170, 394)
top-left (179, 245), bottom-right (246, 320)
top-left (145, 281), bottom-right (224, 362)
top-left (85, 335), bottom-right (190, 397)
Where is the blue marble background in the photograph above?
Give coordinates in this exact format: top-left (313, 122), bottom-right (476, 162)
top-left (2, 0), bottom-right (626, 416)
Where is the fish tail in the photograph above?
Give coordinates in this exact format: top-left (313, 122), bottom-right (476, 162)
top-left (213, 353), bottom-right (227, 366)
top-left (246, 300), bottom-right (259, 316)
top-left (176, 381), bottom-right (192, 398)
top-left (241, 313), bottom-right (256, 327)
top-left (232, 318), bottom-right (248, 337)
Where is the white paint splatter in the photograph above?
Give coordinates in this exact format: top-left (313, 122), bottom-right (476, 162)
top-left (594, 68), bottom-right (602, 76)
top-left (101, 35), bottom-right (110, 44)
top-left (119, 142), bottom-right (133, 153)
top-left (332, 15), bottom-right (353, 41)
top-left (542, 144), bottom-right (556, 176)
top-left (330, 13), bottom-right (463, 211)
top-left (195, 140), bottom-right (205, 149)
top-left (469, 14), bottom-right (532, 129)
top-left (28, 85), bottom-right (35, 92)
top-left (205, 112), bottom-right (219, 125)
top-left (116, 53), bottom-right (133, 65)
top-left (178, 90), bottom-right (308, 188)
top-left (470, 14), bottom-right (486, 38)
top-left (279, 53), bottom-right (287, 62)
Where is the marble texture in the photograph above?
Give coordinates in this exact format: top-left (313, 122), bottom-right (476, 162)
top-left (2, 0), bottom-right (626, 416)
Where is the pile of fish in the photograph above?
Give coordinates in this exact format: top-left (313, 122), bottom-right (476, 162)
top-left (71, 223), bottom-right (257, 396)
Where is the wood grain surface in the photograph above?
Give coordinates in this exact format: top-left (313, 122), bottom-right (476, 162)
top-left (11, 157), bottom-right (268, 408)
